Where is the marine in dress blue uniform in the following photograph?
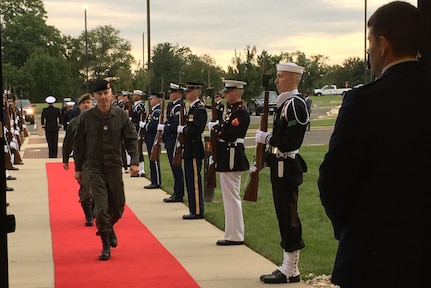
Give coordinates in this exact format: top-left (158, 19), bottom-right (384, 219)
top-left (161, 83), bottom-right (185, 202)
top-left (177, 82), bottom-right (207, 219)
top-left (209, 80), bottom-right (250, 246)
top-left (143, 91), bottom-right (162, 189)
top-left (256, 63), bottom-right (309, 284)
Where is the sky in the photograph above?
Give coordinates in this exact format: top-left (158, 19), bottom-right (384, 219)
top-left (43, 0), bottom-right (418, 70)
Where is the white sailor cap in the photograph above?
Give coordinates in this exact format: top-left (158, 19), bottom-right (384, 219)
top-left (45, 96), bottom-right (56, 104)
top-left (66, 101), bottom-right (75, 107)
top-left (133, 89), bottom-right (143, 96)
top-left (276, 62), bottom-right (305, 75)
top-left (222, 80), bottom-right (247, 92)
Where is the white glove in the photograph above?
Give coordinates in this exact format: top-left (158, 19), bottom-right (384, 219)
top-left (207, 120), bottom-right (219, 130)
top-left (157, 123), bottom-right (165, 131)
top-left (249, 163), bottom-right (257, 173)
top-left (208, 156), bottom-right (214, 165)
top-left (139, 121), bottom-right (146, 128)
top-left (177, 125), bottom-right (185, 134)
top-left (255, 130), bottom-right (272, 144)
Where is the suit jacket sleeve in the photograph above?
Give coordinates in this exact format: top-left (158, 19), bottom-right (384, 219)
top-left (318, 91), bottom-right (365, 239)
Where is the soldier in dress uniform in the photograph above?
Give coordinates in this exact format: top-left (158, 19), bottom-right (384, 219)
top-left (62, 93), bottom-right (94, 226)
top-left (41, 95), bottom-right (61, 158)
top-left (208, 80), bottom-right (250, 245)
top-left (74, 79), bottom-right (139, 261)
top-left (159, 83), bottom-right (185, 202)
top-left (215, 93), bottom-right (225, 122)
top-left (177, 82), bottom-right (207, 219)
top-left (130, 89), bottom-right (146, 177)
top-left (256, 62), bottom-right (309, 284)
top-left (142, 91), bottom-right (162, 189)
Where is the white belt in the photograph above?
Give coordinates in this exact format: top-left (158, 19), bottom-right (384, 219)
top-left (269, 147), bottom-right (298, 159)
top-left (219, 138), bottom-right (245, 144)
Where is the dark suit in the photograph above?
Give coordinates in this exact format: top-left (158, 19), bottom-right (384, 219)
top-left (318, 61), bottom-right (431, 288)
top-left (41, 105), bottom-right (61, 158)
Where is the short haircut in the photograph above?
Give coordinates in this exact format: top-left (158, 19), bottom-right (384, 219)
top-left (368, 1), bottom-right (425, 57)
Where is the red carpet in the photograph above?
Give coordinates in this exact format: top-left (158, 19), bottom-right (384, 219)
top-left (46, 162), bottom-right (200, 288)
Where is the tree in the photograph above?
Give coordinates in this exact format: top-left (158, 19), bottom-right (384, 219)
top-left (22, 48), bottom-right (71, 101)
top-left (83, 25), bottom-right (134, 83)
top-left (1, 3), bottom-right (64, 68)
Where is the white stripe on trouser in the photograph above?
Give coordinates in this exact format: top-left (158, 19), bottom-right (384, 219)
top-left (139, 162), bottom-right (145, 174)
top-left (278, 250), bottom-right (300, 277)
top-left (220, 171), bottom-right (244, 241)
top-left (154, 160), bottom-right (161, 185)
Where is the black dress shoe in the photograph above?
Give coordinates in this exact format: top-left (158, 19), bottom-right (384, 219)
top-left (182, 213), bottom-right (204, 220)
top-left (7, 176), bottom-right (17, 180)
top-left (216, 239), bottom-right (244, 246)
top-left (6, 202), bottom-right (9, 207)
top-left (9, 167), bottom-right (19, 170)
top-left (130, 174), bottom-right (140, 177)
top-left (6, 186), bottom-right (14, 192)
top-left (260, 270), bottom-right (300, 283)
top-left (163, 195), bottom-right (183, 203)
top-left (14, 162), bottom-right (24, 165)
top-left (144, 184), bottom-right (160, 189)
top-left (139, 173), bottom-right (146, 177)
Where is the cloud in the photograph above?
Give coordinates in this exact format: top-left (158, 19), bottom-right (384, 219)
top-left (44, 0), bottom-right (418, 69)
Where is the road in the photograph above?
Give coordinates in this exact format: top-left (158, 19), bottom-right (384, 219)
top-left (28, 105), bottom-right (335, 147)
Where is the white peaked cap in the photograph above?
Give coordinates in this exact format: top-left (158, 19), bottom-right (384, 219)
top-left (45, 96), bottom-right (56, 104)
top-left (222, 80), bottom-right (247, 91)
top-left (276, 62), bottom-right (305, 75)
top-left (66, 101), bottom-right (75, 107)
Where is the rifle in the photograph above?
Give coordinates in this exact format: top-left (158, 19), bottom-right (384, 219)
top-left (4, 97), bottom-right (23, 164)
top-left (205, 87), bottom-right (217, 188)
top-left (150, 94), bottom-right (165, 161)
top-left (172, 100), bottom-right (185, 166)
top-left (243, 74), bottom-right (270, 202)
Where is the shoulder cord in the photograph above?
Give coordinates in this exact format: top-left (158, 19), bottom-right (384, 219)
top-left (283, 95), bottom-right (310, 126)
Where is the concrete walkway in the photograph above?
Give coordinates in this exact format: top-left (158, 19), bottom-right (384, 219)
top-left (6, 134), bottom-right (311, 288)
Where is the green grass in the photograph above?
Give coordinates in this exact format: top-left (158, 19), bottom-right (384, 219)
top-left (147, 144), bottom-right (337, 278)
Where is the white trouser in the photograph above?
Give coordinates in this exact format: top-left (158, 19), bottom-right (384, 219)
top-left (220, 171), bottom-right (244, 241)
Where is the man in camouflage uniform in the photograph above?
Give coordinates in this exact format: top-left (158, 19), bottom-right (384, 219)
top-left (74, 80), bottom-right (139, 261)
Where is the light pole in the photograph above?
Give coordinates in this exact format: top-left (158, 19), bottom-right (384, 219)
top-left (84, 7), bottom-right (89, 91)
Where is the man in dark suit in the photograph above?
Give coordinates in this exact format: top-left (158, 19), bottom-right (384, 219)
top-left (176, 82), bottom-right (207, 219)
top-left (41, 96), bottom-right (61, 158)
top-left (318, 2), bottom-right (431, 287)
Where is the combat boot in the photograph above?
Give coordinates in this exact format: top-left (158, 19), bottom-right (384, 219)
top-left (99, 234), bottom-right (111, 261)
top-left (82, 201), bottom-right (93, 226)
top-left (110, 227), bottom-right (118, 248)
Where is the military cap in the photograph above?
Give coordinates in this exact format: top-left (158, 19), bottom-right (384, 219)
top-left (149, 90), bottom-right (163, 99)
top-left (185, 82), bottom-right (203, 91)
top-left (66, 101), bottom-right (75, 107)
top-left (168, 83), bottom-right (184, 93)
top-left (222, 80), bottom-right (247, 92)
top-left (78, 93), bottom-right (92, 105)
top-left (133, 89), bottom-right (144, 96)
top-left (276, 62), bottom-right (305, 75)
top-left (45, 96), bottom-right (56, 104)
top-left (92, 79), bottom-right (111, 93)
